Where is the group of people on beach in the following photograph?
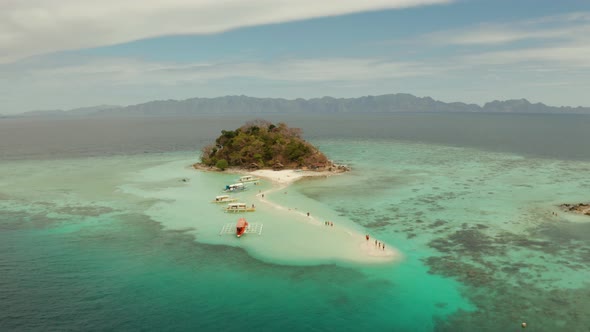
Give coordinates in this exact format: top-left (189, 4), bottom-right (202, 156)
top-left (366, 234), bottom-right (385, 251)
top-left (324, 221), bottom-right (334, 226)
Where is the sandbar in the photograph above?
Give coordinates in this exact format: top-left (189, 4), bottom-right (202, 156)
top-left (246, 169), bottom-right (402, 263)
top-left (250, 169), bottom-right (335, 185)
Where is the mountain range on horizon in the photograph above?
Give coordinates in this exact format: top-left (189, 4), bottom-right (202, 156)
top-left (4, 94), bottom-right (590, 118)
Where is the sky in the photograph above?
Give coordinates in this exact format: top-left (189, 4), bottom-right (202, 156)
top-left (1, 0), bottom-right (590, 114)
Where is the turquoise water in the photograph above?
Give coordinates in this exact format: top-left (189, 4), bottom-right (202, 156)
top-left (1, 114), bottom-right (590, 331)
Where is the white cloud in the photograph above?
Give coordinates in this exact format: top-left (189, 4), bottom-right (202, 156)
top-left (2, 52), bottom-right (589, 113)
top-left (411, 11), bottom-right (590, 69)
top-left (0, 0), bottom-right (451, 63)
top-left (0, 55), bottom-right (448, 112)
top-left (426, 11), bottom-right (590, 45)
top-left (461, 44), bottom-right (590, 67)
top-left (4, 56), bottom-right (443, 86)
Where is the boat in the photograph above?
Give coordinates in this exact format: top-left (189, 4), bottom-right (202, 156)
top-left (212, 195), bottom-right (238, 203)
top-left (225, 202), bottom-right (256, 213)
top-left (237, 175), bottom-right (260, 183)
top-left (220, 222), bottom-right (263, 236)
top-left (224, 183), bottom-right (246, 192)
top-left (236, 218), bottom-right (249, 237)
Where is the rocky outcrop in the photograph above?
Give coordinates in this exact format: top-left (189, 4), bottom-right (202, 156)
top-left (559, 203), bottom-right (590, 216)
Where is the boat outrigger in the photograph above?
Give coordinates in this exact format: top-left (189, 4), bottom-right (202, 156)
top-left (219, 219), bottom-right (263, 237)
top-left (225, 202), bottom-right (256, 213)
top-left (212, 195), bottom-right (238, 203)
top-left (224, 183), bottom-right (246, 192)
top-left (237, 175), bottom-right (260, 183)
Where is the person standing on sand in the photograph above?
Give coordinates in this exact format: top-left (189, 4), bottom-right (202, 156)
top-left (382, 244), bottom-right (385, 251)
top-left (366, 234), bottom-right (370, 242)
top-left (374, 239), bottom-right (377, 246)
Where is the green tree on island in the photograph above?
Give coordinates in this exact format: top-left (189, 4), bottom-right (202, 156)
top-left (201, 120), bottom-right (330, 170)
top-left (215, 159), bottom-right (228, 171)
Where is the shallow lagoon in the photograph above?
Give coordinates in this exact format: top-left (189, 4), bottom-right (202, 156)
top-left (1, 114), bottom-right (589, 331)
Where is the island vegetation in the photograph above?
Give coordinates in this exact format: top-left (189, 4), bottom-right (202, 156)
top-left (198, 120), bottom-right (340, 171)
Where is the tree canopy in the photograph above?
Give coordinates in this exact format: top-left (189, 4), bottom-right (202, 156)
top-left (201, 120), bottom-right (329, 169)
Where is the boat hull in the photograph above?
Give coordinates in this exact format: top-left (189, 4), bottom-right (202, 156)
top-left (225, 208), bottom-right (255, 213)
top-left (236, 218), bottom-right (249, 237)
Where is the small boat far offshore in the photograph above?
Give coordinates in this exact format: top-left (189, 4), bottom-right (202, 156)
top-left (236, 218), bottom-right (249, 237)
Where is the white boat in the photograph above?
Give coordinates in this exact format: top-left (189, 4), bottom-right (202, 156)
top-left (224, 183), bottom-right (246, 192)
top-left (225, 202), bottom-right (256, 213)
top-left (237, 175), bottom-right (260, 183)
top-left (212, 195), bottom-right (238, 203)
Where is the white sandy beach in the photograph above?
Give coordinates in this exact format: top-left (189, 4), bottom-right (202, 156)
top-left (248, 169), bottom-right (402, 262)
top-left (250, 169), bottom-right (334, 185)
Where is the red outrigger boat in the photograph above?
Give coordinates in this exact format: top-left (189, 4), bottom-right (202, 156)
top-left (236, 218), bottom-right (249, 238)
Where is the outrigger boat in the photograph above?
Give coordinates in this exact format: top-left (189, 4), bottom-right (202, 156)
top-left (219, 220), bottom-right (263, 237)
top-left (236, 218), bottom-right (249, 237)
top-left (224, 183), bottom-right (246, 192)
top-left (225, 202), bottom-right (256, 213)
top-left (237, 175), bottom-right (260, 183)
top-left (212, 195), bottom-right (238, 204)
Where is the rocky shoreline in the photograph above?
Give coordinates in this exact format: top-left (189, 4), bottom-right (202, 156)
top-left (559, 203), bottom-right (590, 216)
top-left (192, 162), bottom-right (350, 174)
top-left (192, 161), bottom-right (351, 187)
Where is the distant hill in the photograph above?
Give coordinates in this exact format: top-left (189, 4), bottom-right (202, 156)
top-left (18, 105), bottom-right (122, 118)
top-left (8, 94), bottom-right (590, 117)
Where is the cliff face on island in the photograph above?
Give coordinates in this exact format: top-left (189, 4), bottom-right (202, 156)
top-left (200, 120), bottom-right (332, 170)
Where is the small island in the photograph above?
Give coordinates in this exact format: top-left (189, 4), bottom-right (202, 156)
top-left (191, 119), bottom-right (398, 263)
top-left (196, 120), bottom-right (348, 172)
